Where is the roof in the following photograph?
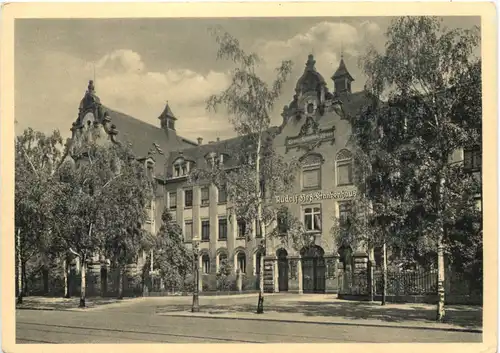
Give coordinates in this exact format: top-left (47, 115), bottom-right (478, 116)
top-left (332, 57), bottom-right (354, 81)
top-left (295, 54), bottom-right (327, 94)
top-left (105, 107), bottom-right (196, 176)
top-left (158, 102), bottom-right (177, 121)
top-left (166, 127), bottom-right (280, 177)
top-left (338, 90), bottom-right (373, 118)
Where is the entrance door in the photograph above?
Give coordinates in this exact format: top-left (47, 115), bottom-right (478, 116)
top-left (277, 249), bottom-right (289, 292)
top-left (301, 245), bottom-right (326, 293)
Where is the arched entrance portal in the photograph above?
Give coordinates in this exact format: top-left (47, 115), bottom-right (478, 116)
top-left (276, 249), bottom-right (289, 292)
top-left (301, 245), bottom-right (326, 293)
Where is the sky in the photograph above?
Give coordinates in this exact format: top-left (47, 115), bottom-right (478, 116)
top-left (15, 16), bottom-right (480, 142)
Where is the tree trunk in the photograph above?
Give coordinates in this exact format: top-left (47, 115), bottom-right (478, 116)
top-left (117, 264), bottom-right (124, 300)
top-left (381, 242), bottom-right (387, 306)
top-left (436, 233), bottom-right (446, 321)
top-left (16, 228), bottom-right (23, 305)
top-left (63, 258), bottom-right (70, 298)
top-left (368, 247), bottom-right (374, 302)
top-left (79, 256), bottom-right (86, 308)
top-left (255, 134), bottom-right (265, 314)
top-left (22, 261), bottom-right (28, 297)
top-left (435, 175), bottom-right (446, 321)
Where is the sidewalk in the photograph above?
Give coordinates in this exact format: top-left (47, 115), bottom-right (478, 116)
top-left (156, 295), bottom-right (483, 333)
top-left (15, 296), bottom-right (145, 311)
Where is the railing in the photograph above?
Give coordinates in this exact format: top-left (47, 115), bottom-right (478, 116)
top-left (374, 269), bottom-right (437, 296)
top-left (339, 267), bottom-right (482, 298)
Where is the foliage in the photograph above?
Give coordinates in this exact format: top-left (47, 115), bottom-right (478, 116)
top-left (15, 128), bottom-right (69, 262)
top-left (100, 144), bottom-right (154, 271)
top-left (357, 16), bottom-right (481, 319)
top-left (189, 27), bottom-right (298, 248)
top-left (216, 259), bottom-right (234, 292)
top-left (153, 210), bottom-right (193, 291)
top-left (269, 206), bottom-right (309, 252)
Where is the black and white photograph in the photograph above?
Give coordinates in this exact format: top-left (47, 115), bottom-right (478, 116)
top-left (1, 2), bottom-right (496, 350)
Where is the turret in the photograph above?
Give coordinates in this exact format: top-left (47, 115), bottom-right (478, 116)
top-left (158, 101), bottom-right (177, 131)
top-left (332, 55), bottom-right (354, 94)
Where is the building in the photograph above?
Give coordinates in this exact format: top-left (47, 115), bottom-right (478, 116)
top-left (66, 80), bottom-right (198, 293)
top-left (162, 54), bottom-right (373, 294)
top-left (67, 53), bottom-right (481, 296)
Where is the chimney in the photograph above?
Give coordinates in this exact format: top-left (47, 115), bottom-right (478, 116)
top-left (216, 137), bottom-right (220, 142)
top-left (197, 137), bottom-right (203, 145)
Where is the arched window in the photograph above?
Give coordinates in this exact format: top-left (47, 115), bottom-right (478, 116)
top-left (237, 252), bottom-right (246, 274)
top-left (218, 253), bottom-right (228, 271)
top-left (300, 153), bottom-right (323, 190)
top-left (201, 254), bottom-right (210, 274)
top-left (336, 149), bottom-right (353, 186)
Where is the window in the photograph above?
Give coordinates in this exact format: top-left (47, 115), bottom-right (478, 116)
top-left (146, 162), bottom-right (154, 178)
top-left (302, 168), bottom-right (321, 189)
top-left (201, 187), bottom-right (210, 207)
top-left (218, 253), bottom-right (228, 270)
top-left (145, 201), bottom-right (153, 224)
top-left (207, 152), bottom-right (222, 167)
top-left (218, 217), bottom-right (227, 240)
top-left (201, 220), bottom-right (210, 241)
top-left (277, 214), bottom-right (287, 234)
top-left (237, 252), bottom-right (246, 273)
top-left (255, 220), bottom-right (262, 238)
top-left (237, 219), bottom-right (246, 238)
top-left (218, 184), bottom-right (227, 203)
top-left (339, 201), bottom-right (352, 227)
top-left (464, 147), bottom-right (481, 172)
top-left (301, 153), bottom-right (323, 190)
top-left (304, 206), bottom-right (322, 232)
top-left (336, 149), bottom-right (353, 186)
top-left (169, 192), bottom-right (177, 209)
top-left (173, 158), bottom-right (190, 178)
top-left (184, 221), bottom-right (193, 243)
top-left (202, 254), bottom-right (210, 274)
top-left (185, 189), bottom-right (193, 208)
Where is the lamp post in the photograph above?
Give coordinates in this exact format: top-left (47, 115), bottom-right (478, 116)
top-left (192, 240), bottom-right (200, 313)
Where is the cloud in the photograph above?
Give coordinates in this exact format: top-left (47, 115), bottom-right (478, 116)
top-left (16, 48), bottom-right (231, 142)
top-left (251, 20), bottom-right (382, 86)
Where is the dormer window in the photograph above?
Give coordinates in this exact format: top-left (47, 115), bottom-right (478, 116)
top-left (172, 157), bottom-right (192, 178)
top-left (145, 159), bottom-right (154, 178)
top-left (207, 152), bottom-right (225, 168)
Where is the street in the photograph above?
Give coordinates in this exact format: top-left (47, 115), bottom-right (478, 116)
top-left (16, 295), bottom-right (482, 343)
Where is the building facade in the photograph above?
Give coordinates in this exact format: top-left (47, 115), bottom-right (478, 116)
top-left (161, 54), bottom-right (373, 294)
top-left (67, 54), bottom-right (481, 296)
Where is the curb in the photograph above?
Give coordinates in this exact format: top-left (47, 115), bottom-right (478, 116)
top-left (16, 298), bottom-right (144, 312)
top-left (16, 306), bottom-right (88, 312)
top-left (158, 312), bottom-right (483, 334)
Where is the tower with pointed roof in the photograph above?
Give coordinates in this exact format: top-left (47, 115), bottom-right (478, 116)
top-left (332, 55), bottom-right (354, 95)
top-left (158, 101), bottom-right (178, 131)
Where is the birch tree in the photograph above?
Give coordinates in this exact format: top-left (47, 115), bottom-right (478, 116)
top-left (190, 27), bottom-right (295, 313)
top-left (15, 128), bottom-right (68, 303)
top-left (58, 141), bottom-right (152, 307)
top-left (360, 16), bottom-right (481, 320)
